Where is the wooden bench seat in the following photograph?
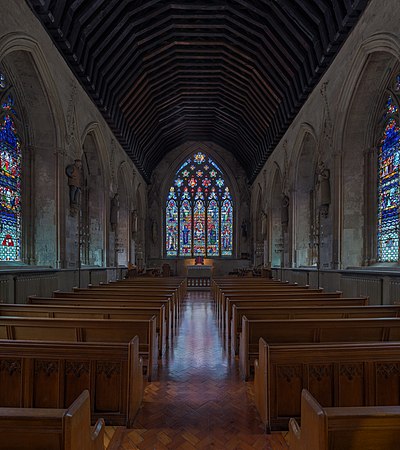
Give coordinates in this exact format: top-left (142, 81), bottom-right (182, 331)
top-left (219, 291), bottom-right (343, 327)
top-left (240, 316), bottom-right (400, 380)
top-left (94, 281), bottom-right (185, 305)
top-left (0, 315), bottom-right (158, 381)
top-left (217, 287), bottom-right (328, 321)
top-left (52, 291), bottom-right (177, 328)
top-left (224, 296), bottom-right (368, 338)
top-left (0, 337), bottom-right (142, 426)
top-left (287, 390), bottom-right (400, 450)
top-left (16, 301), bottom-right (167, 357)
top-left (254, 339), bottom-right (400, 431)
top-left (0, 390), bottom-right (104, 450)
top-left (231, 303), bottom-right (397, 353)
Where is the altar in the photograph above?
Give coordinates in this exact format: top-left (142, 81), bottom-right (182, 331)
top-left (186, 265), bottom-right (213, 290)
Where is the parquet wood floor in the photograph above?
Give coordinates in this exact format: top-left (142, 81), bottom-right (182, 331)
top-left (107, 291), bottom-right (288, 450)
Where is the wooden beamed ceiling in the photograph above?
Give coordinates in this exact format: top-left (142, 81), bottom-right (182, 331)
top-left (26, 0), bottom-right (368, 182)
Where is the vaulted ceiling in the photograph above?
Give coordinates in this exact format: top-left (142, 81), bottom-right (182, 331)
top-left (26, 0), bottom-right (368, 183)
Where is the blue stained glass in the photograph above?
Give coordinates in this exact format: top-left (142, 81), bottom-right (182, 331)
top-left (166, 188), bottom-right (178, 256)
top-left (0, 72), bottom-right (5, 90)
top-left (178, 159), bottom-right (191, 172)
top-left (180, 199), bottom-right (192, 255)
top-left (378, 111), bottom-right (400, 261)
top-left (0, 98), bottom-right (22, 261)
top-left (193, 199), bottom-right (206, 256)
top-left (207, 199), bottom-right (219, 256)
top-left (165, 151), bottom-right (233, 257)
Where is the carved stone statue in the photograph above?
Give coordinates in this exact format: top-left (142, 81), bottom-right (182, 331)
top-left (261, 211), bottom-right (267, 239)
top-left (152, 219), bottom-right (158, 244)
top-left (317, 161), bottom-right (331, 218)
top-left (241, 219), bottom-right (248, 239)
top-left (131, 209), bottom-right (138, 236)
top-left (110, 193), bottom-right (119, 232)
top-left (65, 159), bottom-right (83, 215)
top-left (281, 194), bottom-right (289, 227)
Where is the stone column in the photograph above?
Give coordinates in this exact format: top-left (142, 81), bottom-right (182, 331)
top-left (332, 151), bottom-right (342, 269)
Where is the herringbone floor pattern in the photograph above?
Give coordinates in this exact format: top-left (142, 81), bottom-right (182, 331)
top-left (107, 291), bottom-right (288, 450)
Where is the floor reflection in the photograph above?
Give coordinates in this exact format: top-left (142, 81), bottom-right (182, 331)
top-left (113, 290), bottom-right (287, 449)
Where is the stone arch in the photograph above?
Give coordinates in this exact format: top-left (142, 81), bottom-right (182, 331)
top-left (135, 181), bottom-right (146, 268)
top-left (79, 125), bottom-right (108, 267)
top-left (293, 126), bottom-right (319, 267)
top-left (156, 141), bottom-right (244, 259)
top-left (252, 185), bottom-right (264, 267)
top-left (335, 34), bottom-right (400, 267)
top-left (270, 167), bottom-right (284, 268)
top-left (0, 34), bottom-right (66, 267)
top-left (115, 162), bottom-right (131, 267)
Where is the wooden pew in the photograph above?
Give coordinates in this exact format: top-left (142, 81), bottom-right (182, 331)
top-left (0, 316), bottom-right (158, 381)
top-left (98, 277), bottom-right (187, 305)
top-left (224, 295), bottom-right (367, 339)
top-left (217, 286), bottom-right (322, 321)
top-left (0, 337), bottom-right (142, 426)
top-left (0, 390), bottom-right (104, 450)
top-left (19, 301), bottom-right (167, 357)
top-left (287, 390), bottom-right (400, 450)
top-left (231, 302), bottom-right (395, 353)
top-left (52, 291), bottom-right (177, 329)
top-left (240, 317), bottom-right (400, 380)
top-left (219, 291), bottom-right (343, 328)
top-left (254, 339), bottom-right (400, 431)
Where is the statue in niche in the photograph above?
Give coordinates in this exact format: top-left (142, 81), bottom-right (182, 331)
top-left (65, 159), bottom-right (83, 215)
top-left (131, 209), bottom-right (138, 237)
top-left (152, 219), bottom-right (158, 244)
top-left (241, 219), bottom-right (248, 239)
top-left (281, 194), bottom-right (289, 228)
top-left (110, 193), bottom-right (119, 232)
top-left (317, 161), bottom-right (331, 218)
top-left (261, 211), bottom-right (267, 239)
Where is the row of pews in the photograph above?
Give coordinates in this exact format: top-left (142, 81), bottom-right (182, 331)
top-left (212, 276), bottom-right (400, 449)
top-left (0, 276), bottom-right (186, 449)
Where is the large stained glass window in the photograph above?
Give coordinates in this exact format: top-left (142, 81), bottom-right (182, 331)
top-left (0, 75), bottom-right (22, 261)
top-left (165, 152), bottom-right (233, 257)
top-left (378, 94), bottom-right (400, 261)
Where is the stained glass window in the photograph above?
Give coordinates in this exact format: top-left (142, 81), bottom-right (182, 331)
top-left (165, 151), bottom-right (233, 257)
top-left (378, 94), bottom-right (400, 262)
top-left (0, 77), bottom-right (22, 261)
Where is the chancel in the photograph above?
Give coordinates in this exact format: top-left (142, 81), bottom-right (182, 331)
top-left (1, 1), bottom-right (400, 449)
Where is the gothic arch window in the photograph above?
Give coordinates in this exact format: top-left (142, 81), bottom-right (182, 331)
top-left (0, 72), bottom-right (22, 261)
top-left (377, 82), bottom-right (400, 262)
top-left (165, 151), bottom-right (233, 257)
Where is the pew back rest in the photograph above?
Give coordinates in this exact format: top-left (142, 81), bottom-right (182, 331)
top-left (289, 390), bottom-right (400, 450)
top-left (0, 390), bottom-right (104, 450)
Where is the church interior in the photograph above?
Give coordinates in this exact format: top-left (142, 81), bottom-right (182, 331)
top-left (1, 0), bottom-right (400, 449)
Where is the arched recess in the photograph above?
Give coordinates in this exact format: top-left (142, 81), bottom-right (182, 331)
top-left (336, 34), bottom-right (400, 267)
top-left (80, 127), bottom-right (107, 267)
top-left (115, 162), bottom-right (130, 267)
top-left (134, 182), bottom-right (146, 268)
top-left (0, 35), bottom-right (65, 267)
top-left (270, 168), bottom-right (284, 268)
top-left (253, 185), bottom-right (264, 267)
top-left (159, 142), bottom-right (241, 259)
top-left (294, 128), bottom-right (318, 267)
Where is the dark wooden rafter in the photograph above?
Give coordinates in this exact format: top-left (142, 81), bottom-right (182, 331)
top-left (26, 0), bottom-right (368, 182)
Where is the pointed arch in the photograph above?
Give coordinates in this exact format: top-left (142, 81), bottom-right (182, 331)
top-left (165, 149), bottom-right (234, 257)
top-left (334, 33), bottom-right (400, 268)
top-left (0, 34), bottom-right (66, 266)
top-left (270, 168), bottom-right (284, 268)
top-left (294, 127), bottom-right (319, 267)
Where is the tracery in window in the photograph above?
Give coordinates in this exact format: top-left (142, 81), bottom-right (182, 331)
top-left (165, 152), bottom-right (233, 257)
top-left (0, 73), bottom-right (22, 262)
top-left (377, 92), bottom-right (400, 262)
